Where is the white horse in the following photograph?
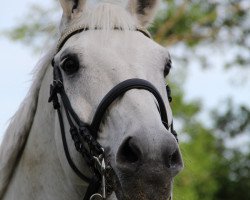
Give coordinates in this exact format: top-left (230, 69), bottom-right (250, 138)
top-left (0, 0), bottom-right (183, 199)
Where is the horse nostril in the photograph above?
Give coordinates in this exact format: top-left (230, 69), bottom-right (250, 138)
top-left (169, 150), bottom-right (180, 167)
top-left (117, 137), bottom-right (141, 165)
top-left (166, 149), bottom-right (183, 173)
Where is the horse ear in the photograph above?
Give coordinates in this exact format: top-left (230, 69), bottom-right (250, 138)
top-left (59, 0), bottom-right (86, 21)
top-left (127, 0), bottom-right (160, 27)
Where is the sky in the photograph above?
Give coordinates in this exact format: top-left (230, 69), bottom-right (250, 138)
top-left (0, 0), bottom-right (51, 142)
top-left (0, 0), bottom-right (249, 143)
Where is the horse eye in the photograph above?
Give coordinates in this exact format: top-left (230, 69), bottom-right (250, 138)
top-left (61, 55), bottom-right (79, 75)
top-left (164, 59), bottom-right (172, 77)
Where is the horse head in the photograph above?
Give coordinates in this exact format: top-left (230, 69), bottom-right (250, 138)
top-left (53, 1), bottom-right (183, 199)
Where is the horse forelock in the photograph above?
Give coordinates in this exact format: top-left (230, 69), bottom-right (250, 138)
top-left (60, 2), bottom-right (137, 36)
top-left (0, 46), bottom-right (56, 198)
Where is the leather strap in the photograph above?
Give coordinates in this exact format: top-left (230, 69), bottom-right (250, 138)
top-left (57, 26), bottom-right (151, 52)
top-left (90, 78), bottom-right (170, 139)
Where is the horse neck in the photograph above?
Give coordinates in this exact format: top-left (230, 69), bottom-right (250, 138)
top-left (3, 65), bottom-right (87, 200)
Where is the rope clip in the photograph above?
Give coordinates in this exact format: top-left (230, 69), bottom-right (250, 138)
top-left (91, 151), bottom-right (106, 200)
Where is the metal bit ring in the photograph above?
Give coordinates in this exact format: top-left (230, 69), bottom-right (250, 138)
top-left (90, 193), bottom-right (103, 200)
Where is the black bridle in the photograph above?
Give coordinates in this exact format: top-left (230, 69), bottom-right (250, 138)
top-left (49, 27), bottom-right (178, 200)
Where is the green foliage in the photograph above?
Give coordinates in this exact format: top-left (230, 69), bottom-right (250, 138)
top-left (3, 3), bottom-right (58, 52)
top-left (151, 0), bottom-right (250, 69)
top-left (168, 82), bottom-right (220, 199)
top-left (171, 83), bottom-right (201, 122)
top-left (174, 124), bottom-right (219, 200)
top-left (212, 100), bottom-right (250, 137)
top-left (168, 76), bottom-right (250, 199)
top-left (214, 150), bottom-right (250, 200)
top-left (211, 100), bottom-right (250, 199)
top-left (151, 0), bottom-right (218, 45)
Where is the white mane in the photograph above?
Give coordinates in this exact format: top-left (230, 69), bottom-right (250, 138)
top-left (0, 46), bottom-right (56, 197)
top-left (60, 3), bottom-right (138, 35)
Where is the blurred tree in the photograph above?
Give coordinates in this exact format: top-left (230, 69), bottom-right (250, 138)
top-left (211, 102), bottom-right (250, 200)
top-left (2, 0), bottom-right (250, 200)
top-left (150, 2), bottom-right (250, 198)
top-left (4, 0), bottom-right (250, 70)
top-left (152, 1), bottom-right (250, 199)
top-left (151, 0), bottom-right (250, 70)
top-left (170, 83), bottom-right (221, 200)
top-left (3, 2), bottom-right (58, 52)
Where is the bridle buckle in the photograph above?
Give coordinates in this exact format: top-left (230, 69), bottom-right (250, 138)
top-left (91, 153), bottom-right (107, 200)
top-left (90, 193), bottom-right (103, 200)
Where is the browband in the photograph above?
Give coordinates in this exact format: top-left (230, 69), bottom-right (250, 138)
top-left (57, 25), bottom-right (151, 52)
